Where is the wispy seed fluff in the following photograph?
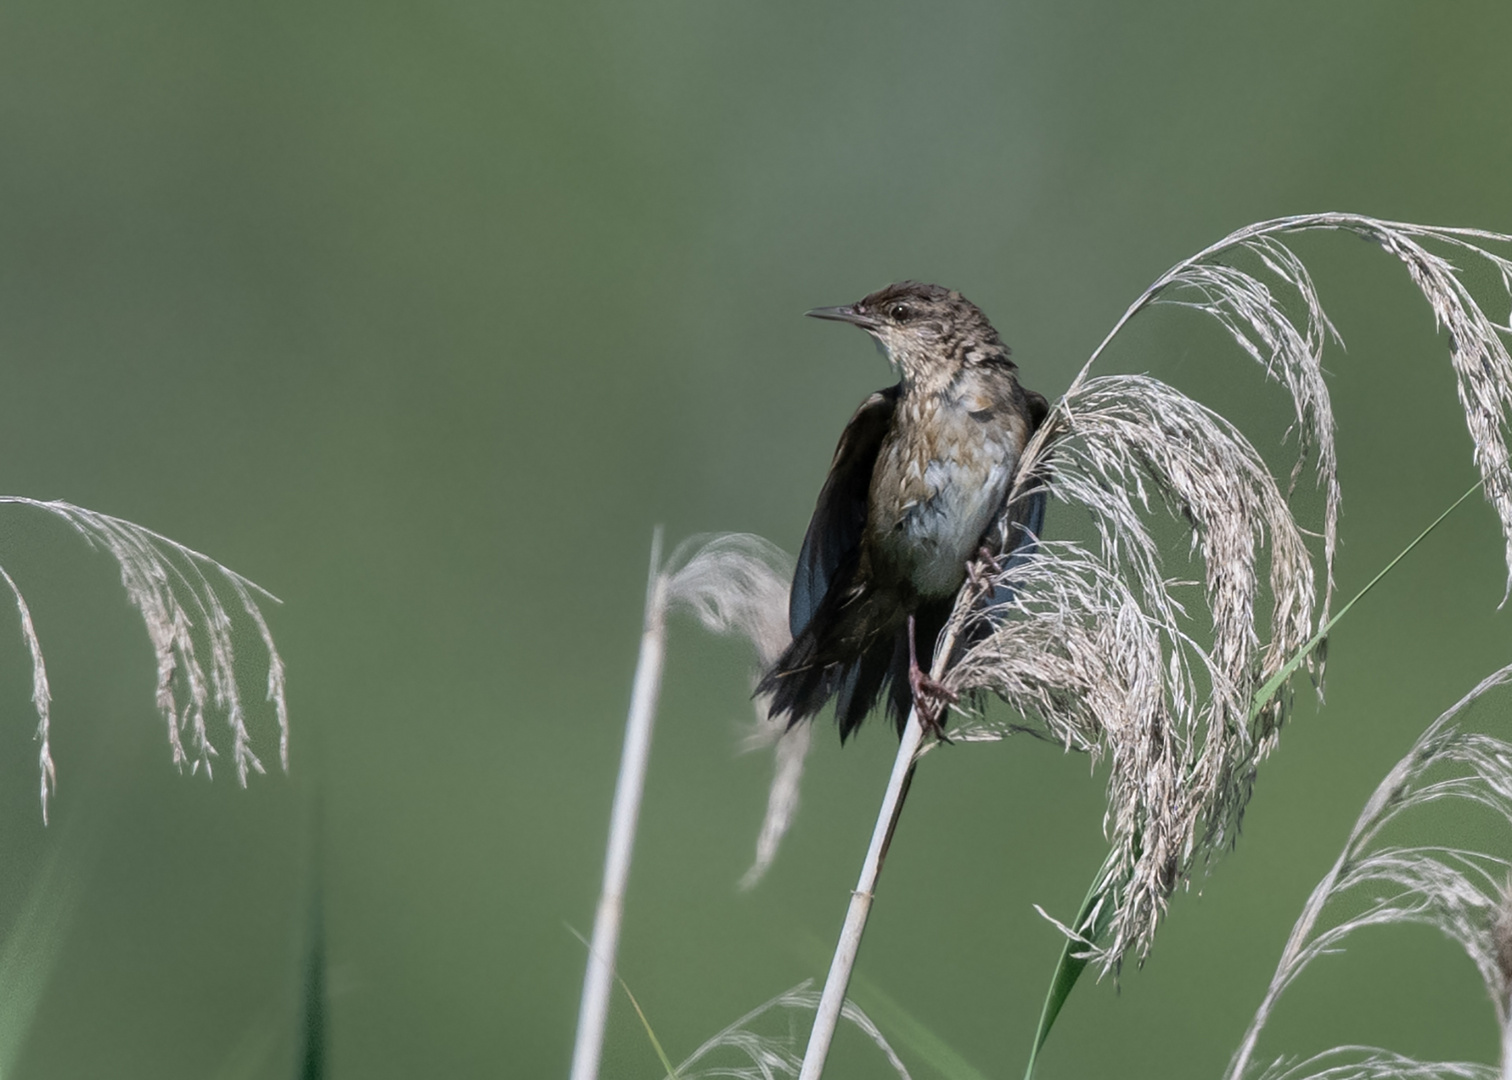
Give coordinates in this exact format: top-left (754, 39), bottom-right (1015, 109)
top-left (1225, 664), bottom-right (1512, 1080)
top-left (944, 374), bottom-right (1315, 972)
top-left (658, 534), bottom-right (800, 888)
top-left (938, 215), bottom-right (1512, 974)
top-left (0, 498), bottom-right (289, 821)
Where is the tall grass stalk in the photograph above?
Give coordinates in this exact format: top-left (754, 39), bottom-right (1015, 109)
top-left (798, 598), bottom-right (992, 1079)
top-left (797, 708), bottom-right (924, 1080)
top-left (570, 529), bottom-right (668, 1080)
top-left (571, 531), bottom-right (792, 1080)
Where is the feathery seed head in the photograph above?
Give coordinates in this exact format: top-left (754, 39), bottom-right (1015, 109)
top-left (943, 214), bottom-right (1512, 976)
top-left (659, 534), bottom-right (806, 888)
top-left (945, 373), bottom-right (1316, 971)
top-left (1493, 878), bottom-right (1512, 1004)
top-left (1226, 664), bottom-right (1512, 1080)
top-left (0, 498), bottom-right (288, 818)
top-left (664, 533), bottom-right (792, 672)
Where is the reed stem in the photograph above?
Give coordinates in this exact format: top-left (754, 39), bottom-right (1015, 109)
top-left (569, 529), bottom-right (667, 1080)
top-left (798, 622), bottom-right (962, 1079)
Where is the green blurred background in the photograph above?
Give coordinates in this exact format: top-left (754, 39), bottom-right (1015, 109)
top-left (0, 1), bottom-right (1508, 1076)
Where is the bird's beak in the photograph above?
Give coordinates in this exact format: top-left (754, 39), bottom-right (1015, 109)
top-left (806, 304), bottom-right (881, 329)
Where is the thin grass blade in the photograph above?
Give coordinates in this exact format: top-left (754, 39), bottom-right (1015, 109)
top-left (1022, 865), bottom-right (1116, 1080)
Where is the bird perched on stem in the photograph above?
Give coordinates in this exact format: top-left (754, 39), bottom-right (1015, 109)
top-left (758, 282), bottom-right (1049, 741)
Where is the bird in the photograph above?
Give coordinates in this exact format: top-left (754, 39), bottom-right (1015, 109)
top-left (757, 281), bottom-right (1049, 741)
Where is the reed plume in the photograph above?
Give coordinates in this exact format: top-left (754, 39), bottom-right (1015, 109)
top-left (944, 372), bottom-right (1317, 971)
top-left (1225, 664), bottom-right (1512, 1080)
top-left (0, 498), bottom-right (288, 821)
top-left (659, 534), bottom-right (798, 887)
top-left (937, 215), bottom-right (1512, 975)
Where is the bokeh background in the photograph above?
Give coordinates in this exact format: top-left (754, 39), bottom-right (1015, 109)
top-left (0, 2), bottom-right (1508, 1077)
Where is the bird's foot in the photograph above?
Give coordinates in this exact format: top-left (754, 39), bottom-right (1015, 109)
top-left (906, 612), bottom-right (957, 741)
top-left (908, 664), bottom-right (958, 742)
top-left (965, 544), bottom-right (1005, 593)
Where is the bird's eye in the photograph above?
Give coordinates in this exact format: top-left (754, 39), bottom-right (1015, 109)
top-left (889, 303), bottom-right (911, 322)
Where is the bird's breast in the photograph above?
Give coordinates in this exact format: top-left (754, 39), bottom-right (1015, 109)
top-left (868, 394), bottom-right (1025, 599)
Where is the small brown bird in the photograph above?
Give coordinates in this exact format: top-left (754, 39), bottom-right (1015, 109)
top-left (758, 282), bottom-right (1048, 740)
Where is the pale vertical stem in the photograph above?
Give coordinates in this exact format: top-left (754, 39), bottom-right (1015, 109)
top-left (798, 615), bottom-right (966, 1080)
top-left (569, 529), bottom-right (667, 1080)
top-left (1501, 1000), bottom-right (1512, 1080)
top-left (797, 706), bottom-right (929, 1079)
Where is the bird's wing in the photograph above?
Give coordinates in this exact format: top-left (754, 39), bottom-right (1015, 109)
top-left (1023, 386), bottom-right (1051, 432)
top-left (790, 386), bottom-right (899, 639)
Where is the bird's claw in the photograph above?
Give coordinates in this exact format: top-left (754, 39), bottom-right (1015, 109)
top-left (908, 666), bottom-right (958, 742)
top-left (905, 611), bottom-right (956, 741)
top-left (965, 544), bottom-right (1005, 593)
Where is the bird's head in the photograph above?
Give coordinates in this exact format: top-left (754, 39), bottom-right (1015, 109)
top-left (806, 281), bottom-right (1010, 385)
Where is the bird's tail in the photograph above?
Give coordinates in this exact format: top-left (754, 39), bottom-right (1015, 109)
top-left (760, 488), bottom-right (1049, 741)
top-left (759, 603), bottom-right (945, 742)
top-left (757, 620), bottom-right (894, 741)
top-left (755, 625), bottom-right (832, 729)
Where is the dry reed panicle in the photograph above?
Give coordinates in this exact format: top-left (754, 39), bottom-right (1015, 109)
top-left (934, 215), bottom-right (1512, 975)
top-left (659, 534), bottom-right (799, 887)
top-left (1225, 663), bottom-right (1512, 1080)
top-left (1087, 214), bottom-right (1512, 603)
top-left (674, 979), bottom-right (909, 1080)
top-left (944, 372), bottom-right (1317, 971)
top-left (0, 497), bottom-right (288, 820)
top-left (1254, 1053), bottom-right (1496, 1080)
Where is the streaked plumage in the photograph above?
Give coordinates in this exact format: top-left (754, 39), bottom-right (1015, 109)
top-left (759, 282), bottom-right (1048, 740)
